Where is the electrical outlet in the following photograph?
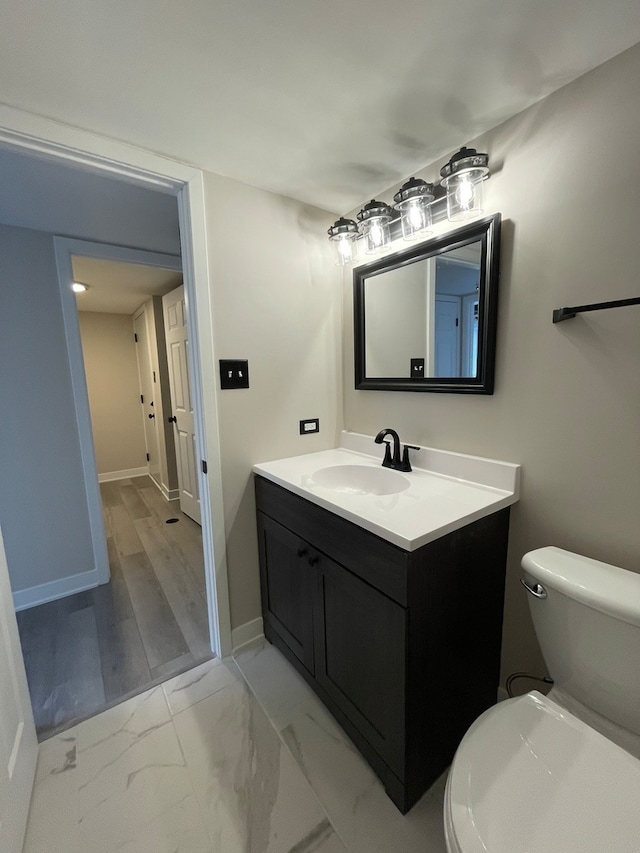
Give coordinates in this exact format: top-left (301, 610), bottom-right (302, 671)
top-left (219, 359), bottom-right (249, 389)
top-left (299, 418), bottom-right (319, 435)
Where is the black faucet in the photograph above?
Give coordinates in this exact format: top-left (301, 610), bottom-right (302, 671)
top-left (374, 428), bottom-right (419, 472)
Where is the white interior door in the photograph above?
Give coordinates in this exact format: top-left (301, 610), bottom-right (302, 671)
top-left (163, 285), bottom-right (201, 524)
top-left (424, 257), bottom-right (437, 375)
top-left (0, 525), bottom-right (38, 852)
top-left (133, 307), bottom-right (160, 483)
top-left (434, 295), bottom-right (461, 377)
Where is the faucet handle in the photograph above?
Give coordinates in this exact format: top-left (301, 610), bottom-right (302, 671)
top-left (400, 444), bottom-right (420, 472)
top-left (380, 441), bottom-right (393, 469)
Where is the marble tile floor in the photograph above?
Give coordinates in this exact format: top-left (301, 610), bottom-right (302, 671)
top-left (24, 644), bottom-right (447, 853)
top-left (234, 641), bottom-right (448, 853)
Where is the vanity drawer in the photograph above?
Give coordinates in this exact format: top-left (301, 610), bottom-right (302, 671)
top-left (255, 475), bottom-right (408, 606)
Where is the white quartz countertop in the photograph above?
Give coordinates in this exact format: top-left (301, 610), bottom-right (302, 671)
top-left (253, 431), bottom-right (520, 551)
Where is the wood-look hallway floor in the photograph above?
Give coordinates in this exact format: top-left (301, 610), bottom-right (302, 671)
top-left (17, 476), bottom-right (212, 740)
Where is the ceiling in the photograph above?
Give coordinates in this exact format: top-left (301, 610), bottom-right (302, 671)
top-left (2, 1), bottom-right (640, 213)
top-left (72, 256), bottom-right (183, 315)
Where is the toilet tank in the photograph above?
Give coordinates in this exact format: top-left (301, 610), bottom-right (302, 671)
top-left (522, 547), bottom-right (640, 737)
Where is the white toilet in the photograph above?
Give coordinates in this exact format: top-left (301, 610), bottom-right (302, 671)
top-left (444, 546), bottom-right (640, 853)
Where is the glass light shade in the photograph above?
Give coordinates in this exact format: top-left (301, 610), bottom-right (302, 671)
top-left (327, 217), bottom-right (359, 266)
top-left (71, 282), bottom-right (88, 292)
top-left (444, 172), bottom-right (485, 222)
top-left (393, 177), bottom-right (434, 241)
top-left (361, 217), bottom-right (391, 254)
top-left (357, 199), bottom-right (393, 255)
top-left (440, 147), bottom-right (489, 223)
top-left (334, 233), bottom-right (357, 265)
top-left (399, 198), bottom-right (432, 240)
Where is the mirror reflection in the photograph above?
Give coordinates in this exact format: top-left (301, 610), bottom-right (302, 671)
top-left (354, 214), bottom-right (500, 394)
top-left (365, 241), bottom-right (481, 379)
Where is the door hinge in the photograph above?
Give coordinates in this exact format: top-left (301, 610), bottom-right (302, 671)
top-left (201, 460), bottom-right (208, 474)
top-left (146, 452), bottom-right (150, 462)
top-left (455, 318), bottom-right (459, 327)
top-left (140, 394), bottom-right (144, 404)
top-left (153, 370), bottom-right (157, 383)
top-left (134, 333), bottom-right (138, 342)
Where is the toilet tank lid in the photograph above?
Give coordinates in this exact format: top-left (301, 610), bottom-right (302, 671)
top-left (522, 547), bottom-right (640, 628)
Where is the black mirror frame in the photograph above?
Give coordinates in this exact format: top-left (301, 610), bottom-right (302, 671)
top-left (354, 212), bottom-right (501, 394)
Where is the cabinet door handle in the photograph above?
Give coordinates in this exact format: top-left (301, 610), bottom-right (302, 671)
top-left (297, 547), bottom-right (308, 558)
top-left (308, 554), bottom-right (319, 567)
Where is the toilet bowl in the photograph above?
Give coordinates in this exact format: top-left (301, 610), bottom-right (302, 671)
top-left (444, 547), bottom-right (640, 853)
top-left (444, 691), bottom-right (640, 852)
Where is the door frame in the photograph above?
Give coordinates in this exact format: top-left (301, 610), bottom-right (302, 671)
top-left (0, 103), bottom-right (232, 657)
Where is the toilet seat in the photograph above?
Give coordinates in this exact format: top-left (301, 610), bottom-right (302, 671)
top-left (444, 691), bottom-right (640, 853)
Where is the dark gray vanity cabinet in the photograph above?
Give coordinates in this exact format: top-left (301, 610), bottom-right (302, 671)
top-left (257, 514), bottom-right (316, 674)
top-left (255, 474), bottom-right (510, 813)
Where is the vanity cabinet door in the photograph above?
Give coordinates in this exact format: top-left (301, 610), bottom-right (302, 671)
top-left (313, 553), bottom-right (407, 779)
top-left (257, 513), bottom-right (315, 674)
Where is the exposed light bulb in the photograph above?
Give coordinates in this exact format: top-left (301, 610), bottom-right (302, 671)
top-left (455, 178), bottom-right (475, 211)
top-left (369, 222), bottom-right (384, 247)
top-left (337, 235), bottom-right (354, 265)
top-left (440, 147), bottom-right (489, 222)
top-left (328, 216), bottom-right (358, 266)
top-left (408, 200), bottom-right (426, 230)
top-left (72, 282), bottom-right (88, 293)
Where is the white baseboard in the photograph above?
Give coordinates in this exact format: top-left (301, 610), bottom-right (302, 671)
top-left (13, 569), bottom-right (101, 612)
top-left (98, 466), bottom-right (148, 483)
top-left (149, 474), bottom-right (180, 502)
top-left (232, 617), bottom-right (264, 654)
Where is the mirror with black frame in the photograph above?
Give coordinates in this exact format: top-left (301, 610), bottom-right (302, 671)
top-left (354, 213), bottom-right (501, 393)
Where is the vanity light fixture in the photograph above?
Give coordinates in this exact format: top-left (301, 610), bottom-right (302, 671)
top-left (393, 177), bottom-right (435, 241)
top-left (327, 216), bottom-right (359, 266)
top-left (357, 199), bottom-right (394, 254)
top-left (327, 148), bottom-right (492, 259)
top-left (440, 146), bottom-right (490, 222)
top-left (71, 281), bottom-right (89, 293)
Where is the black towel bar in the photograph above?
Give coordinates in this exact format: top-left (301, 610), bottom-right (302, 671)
top-left (552, 296), bottom-right (640, 323)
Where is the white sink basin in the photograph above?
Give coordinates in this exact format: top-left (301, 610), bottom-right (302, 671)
top-left (254, 432), bottom-right (521, 551)
top-left (312, 464), bottom-right (410, 496)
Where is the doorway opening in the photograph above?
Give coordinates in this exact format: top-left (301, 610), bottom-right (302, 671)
top-left (17, 245), bottom-right (212, 738)
top-left (0, 119), bottom-right (232, 742)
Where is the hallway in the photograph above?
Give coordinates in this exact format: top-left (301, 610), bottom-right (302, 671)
top-left (17, 476), bottom-right (211, 739)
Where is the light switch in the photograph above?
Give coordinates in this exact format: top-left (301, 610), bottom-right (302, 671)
top-left (410, 358), bottom-right (425, 379)
top-left (219, 359), bottom-right (250, 389)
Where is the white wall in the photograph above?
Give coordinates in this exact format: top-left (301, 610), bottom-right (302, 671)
top-left (78, 311), bottom-right (147, 476)
top-left (342, 43), bottom-right (640, 683)
top-left (203, 172), bottom-right (341, 629)
top-left (0, 223), bottom-right (95, 594)
top-left (0, 148), bottom-right (181, 255)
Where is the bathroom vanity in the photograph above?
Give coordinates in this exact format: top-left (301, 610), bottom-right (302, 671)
top-left (253, 432), bottom-right (520, 813)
